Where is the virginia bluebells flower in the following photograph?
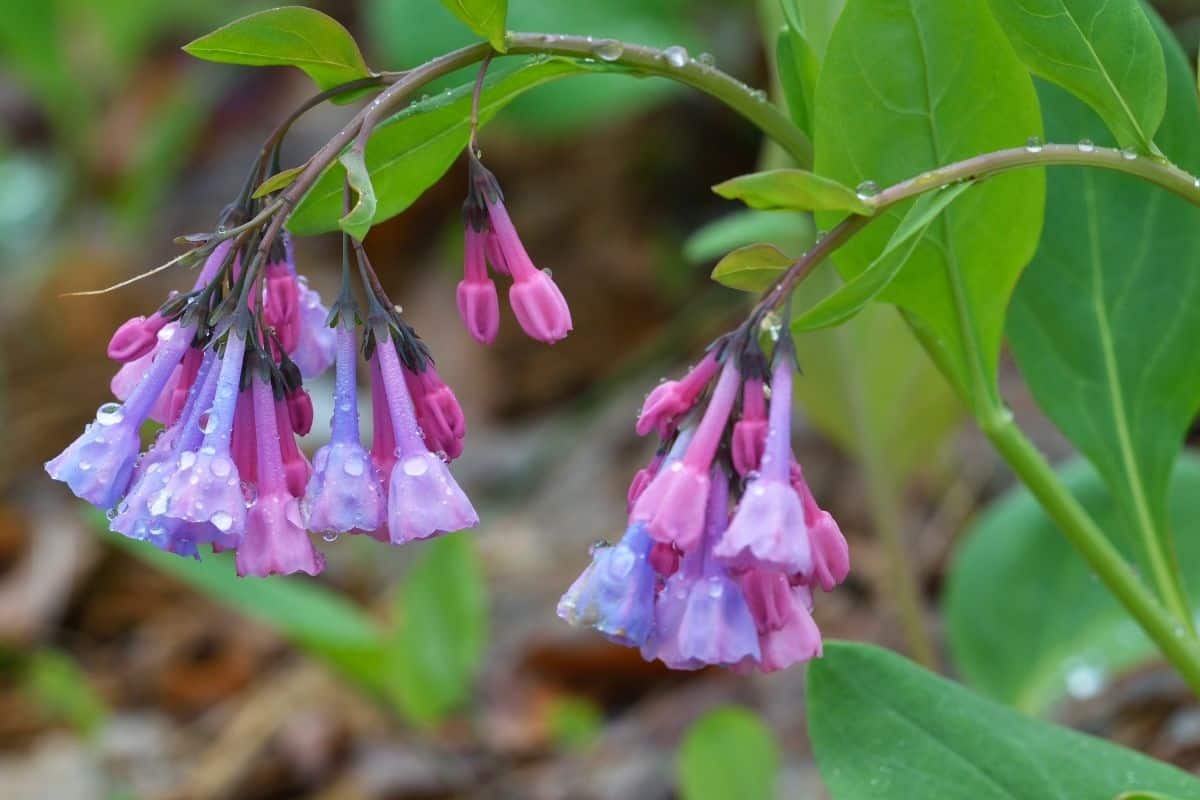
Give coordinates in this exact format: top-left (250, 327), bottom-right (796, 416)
top-left (557, 524), bottom-right (658, 647)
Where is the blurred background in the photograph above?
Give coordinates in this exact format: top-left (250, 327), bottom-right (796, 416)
top-left (3, 1), bottom-right (1200, 798)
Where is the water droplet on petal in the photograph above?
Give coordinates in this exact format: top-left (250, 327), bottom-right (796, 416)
top-left (179, 451), bottom-right (197, 469)
top-left (199, 409), bottom-right (219, 434)
top-left (402, 456), bottom-right (429, 476)
top-left (707, 577), bottom-right (725, 598)
top-left (663, 45), bottom-right (689, 68)
top-left (344, 454), bottom-right (365, 477)
top-left (211, 456), bottom-right (232, 478)
top-left (210, 510), bottom-right (233, 531)
top-left (96, 402), bottom-right (124, 426)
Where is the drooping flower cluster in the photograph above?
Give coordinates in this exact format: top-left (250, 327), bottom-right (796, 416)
top-left (47, 213), bottom-right (485, 575)
top-left (558, 332), bottom-right (849, 672)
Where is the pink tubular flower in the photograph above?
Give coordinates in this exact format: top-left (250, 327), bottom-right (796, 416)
top-left (375, 329), bottom-right (478, 544)
top-left (368, 354), bottom-right (397, 480)
top-left (107, 312), bottom-right (168, 363)
top-left (46, 322), bottom-right (197, 508)
top-left (636, 350), bottom-right (720, 438)
top-left (404, 361), bottom-right (466, 460)
top-left (456, 226), bottom-right (500, 344)
top-left (731, 377), bottom-right (768, 476)
top-left (632, 359), bottom-right (740, 551)
top-left (302, 323), bottom-right (385, 535)
top-left (275, 392), bottom-right (312, 498)
top-left (627, 451), bottom-right (665, 514)
top-left (792, 462), bottom-right (849, 591)
top-left (735, 569), bottom-right (822, 673)
top-left (264, 259), bottom-right (301, 353)
top-left (236, 375), bottom-right (325, 577)
top-left (714, 347), bottom-right (812, 575)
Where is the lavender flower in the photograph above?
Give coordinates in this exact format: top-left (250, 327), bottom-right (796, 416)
top-left (375, 328), bottom-right (478, 543)
top-left (47, 322), bottom-right (196, 508)
top-left (303, 322), bottom-right (385, 534)
top-left (557, 524), bottom-right (658, 647)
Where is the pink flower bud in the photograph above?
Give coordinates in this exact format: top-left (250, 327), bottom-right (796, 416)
top-left (635, 351), bottom-right (720, 438)
top-left (107, 313), bottom-right (167, 362)
top-left (286, 387), bottom-right (314, 437)
top-left (731, 378), bottom-right (768, 475)
top-left (509, 269), bottom-right (572, 344)
top-left (456, 280), bottom-right (500, 344)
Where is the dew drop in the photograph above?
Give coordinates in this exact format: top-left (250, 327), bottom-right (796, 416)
top-left (150, 491), bottom-right (169, 516)
top-left (96, 402), bottom-right (124, 426)
top-left (1024, 136), bottom-right (1043, 154)
top-left (663, 45), bottom-right (689, 68)
top-left (750, 89), bottom-right (768, 102)
top-left (343, 454), bottom-right (366, 477)
top-left (1077, 139), bottom-right (1095, 153)
top-left (322, 532), bottom-right (340, 543)
top-left (199, 408), bottom-right (219, 434)
top-left (707, 577), bottom-right (725, 598)
top-left (179, 451), bottom-right (197, 469)
top-left (1120, 146), bottom-right (1138, 161)
top-left (211, 456), bottom-right (232, 478)
top-left (402, 456), bottom-right (429, 476)
top-left (696, 52), bottom-right (715, 67)
top-left (855, 180), bottom-right (880, 200)
top-left (210, 510), bottom-right (234, 531)
top-left (105, 508), bottom-right (118, 521)
top-left (609, 546), bottom-right (636, 577)
top-left (589, 539), bottom-right (611, 555)
top-left (759, 311), bottom-right (783, 341)
top-left (79, 461), bottom-right (92, 471)
top-left (592, 39), bottom-right (623, 62)
top-left (1064, 663), bottom-right (1104, 700)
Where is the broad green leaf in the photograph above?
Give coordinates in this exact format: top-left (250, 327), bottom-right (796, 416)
top-left (183, 7), bottom-right (371, 97)
top-left (388, 534), bottom-right (487, 724)
top-left (814, 0), bottom-right (1044, 404)
top-left (683, 210), bottom-right (813, 264)
top-left (1007, 17), bottom-right (1200, 608)
top-left (710, 243), bottom-right (791, 292)
top-left (253, 164), bottom-right (305, 198)
top-left (984, 0), bottom-right (1166, 152)
top-left (790, 269), bottom-right (961, 485)
top-left (338, 149), bottom-right (377, 240)
top-left (946, 456), bottom-right (1200, 715)
top-left (439, 0), bottom-right (508, 52)
top-left (288, 58), bottom-right (627, 235)
top-left (780, 0), bottom-right (846, 59)
top-left (1118, 793), bottom-right (1183, 800)
top-left (776, 26), bottom-right (819, 137)
top-left (808, 641), bottom-right (1200, 800)
top-left (713, 169), bottom-right (873, 215)
top-left (792, 182), bottom-right (971, 331)
top-left (678, 707), bottom-right (778, 800)
top-left (110, 536), bottom-right (389, 691)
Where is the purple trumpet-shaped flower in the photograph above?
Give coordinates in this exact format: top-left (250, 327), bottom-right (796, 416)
top-left (457, 226), bottom-right (501, 344)
top-left (636, 350), bottom-right (720, 438)
top-left (47, 322), bottom-right (197, 508)
top-left (642, 468), bottom-right (761, 670)
top-left (160, 331), bottom-right (249, 538)
top-left (110, 322), bottom-right (183, 424)
top-left (632, 359), bottom-right (740, 551)
top-left (112, 352), bottom-right (230, 555)
top-left (714, 348), bottom-right (812, 575)
top-left (291, 276), bottom-right (337, 379)
top-left (557, 524), bottom-right (658, 647)
top-left (303, 323), bottom-right (385, 534)
top-left (375, 328), bottom-right (478, 544)
top-left (734, 569), bottom-right (822, 674)
top-left (236, 374), bottom-right (326, 577)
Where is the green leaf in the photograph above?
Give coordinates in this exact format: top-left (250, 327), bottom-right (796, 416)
top-left (183, 7), bottom-right (371, 97)
top-left (790, 270), bottom-right (961, 485)
top-left (684, 210), bottom-right (814, 264)
top-left (288, 58), bottom-right (624, 235)
top-left (111, 536), bottom-right (389, 691)
top-left (252, 164), bottom-right (305, 198)
top-left (984, 0), bottom-right (1166, 152)
top-left (808, 641), bottom-right (1200, 799)
top-left (780, 0), bottom-right (846, 60)
top-left (776, 26), bottom-right (819, 138)
top-left (1118, 793), bottom-right (1184, 800)
top-left (713, 169), bottom-right (873, 215)
top-left (338, 149), bottom-right (377, 240)
top-left (946, 456), bottom-right (1200, 715)
top-left (710, 243), bottom-right (791, 292)
top-left (792, 182), bottom-right (971, 332)
top-left (439, 0), bottom-right (508, 52)
top-left (678, 707), bottom-right (778, 800)
top-left (1007, 16), bottom-right (1200, 610)
top-left (814, 0), bottom-right (1044, 403)
top-left (388, 534), bottom-right (487, 724)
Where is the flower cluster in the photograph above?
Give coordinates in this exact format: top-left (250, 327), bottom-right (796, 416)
top-left (47, 147), bottom-right (570, 576)
top-left (558, 332), bottom-right (849, 672)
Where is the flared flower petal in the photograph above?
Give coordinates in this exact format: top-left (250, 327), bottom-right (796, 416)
top-left (386, 452), bottom-right (478, 544)
top-left (557, 525), bottom-right (657, 647)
